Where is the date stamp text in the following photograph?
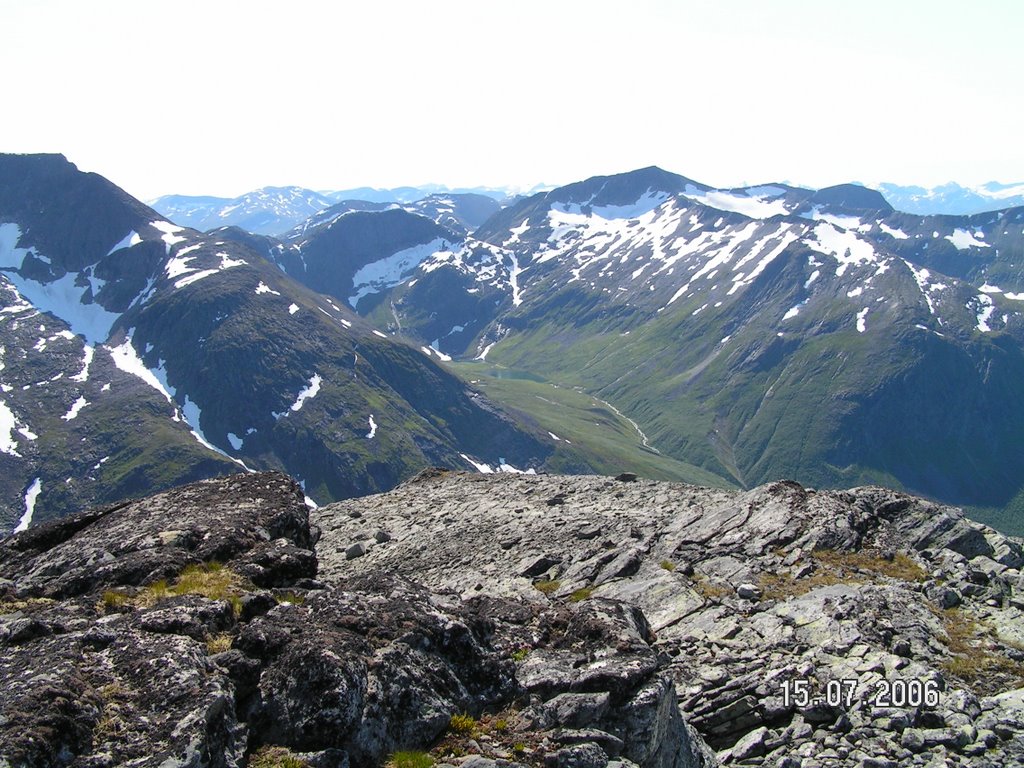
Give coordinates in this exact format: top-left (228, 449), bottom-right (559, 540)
top-left (781, 678), bottom-right (940, 709)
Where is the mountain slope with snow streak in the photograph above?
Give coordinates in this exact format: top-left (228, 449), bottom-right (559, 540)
top-left (357, 166), bottom-right (1024, 532)
top-left (0, 154), bottom-right (555, 529)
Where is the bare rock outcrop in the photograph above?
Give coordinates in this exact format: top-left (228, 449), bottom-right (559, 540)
top-left (0, 472), bottom-right (708, 768)
top-left (315, 471), bottom-right (1024, 766)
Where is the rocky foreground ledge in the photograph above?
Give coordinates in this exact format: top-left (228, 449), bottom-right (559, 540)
top-left (316, 471), bottom-right (1024, 767)
top-left (0, 472), bottom-right (1021, 768)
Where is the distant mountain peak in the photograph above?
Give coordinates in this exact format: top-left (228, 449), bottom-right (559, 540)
top-left (810, 183), bottom-right (894, 213)
top-left (874, 180), bottom-right (1024, 215)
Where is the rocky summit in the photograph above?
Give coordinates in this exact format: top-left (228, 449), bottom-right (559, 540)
top-left (315, 471), bottom-right (1024, 766)
top-left (1, 471), bottom-right (1023, 768)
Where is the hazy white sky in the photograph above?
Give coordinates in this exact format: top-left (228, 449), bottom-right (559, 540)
top-left (2, 0), bottom-right (1021, 200)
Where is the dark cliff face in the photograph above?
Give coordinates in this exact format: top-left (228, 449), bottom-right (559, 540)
top-left (0, 154), bottom-right (160, 272)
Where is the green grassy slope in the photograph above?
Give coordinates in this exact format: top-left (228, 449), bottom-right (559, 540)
top-left (450, 362), bottom-right (735, 488)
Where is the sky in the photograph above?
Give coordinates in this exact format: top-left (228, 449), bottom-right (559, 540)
top-left (2, 0), bottom-right (1022, 200)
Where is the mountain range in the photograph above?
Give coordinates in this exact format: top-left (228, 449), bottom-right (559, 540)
top-left (149, 181), bottom-right (1024, 240)
top-left (876, 181), bottom-right (1024, 216)
top-left (149, 184), bottom-right (523, 236)
top-left (0, 154), bottom-right (558, 532)
top-left (262, 166), bottom-right (1024, 533)
top-left (4, 154), bottom-right (1024, 537)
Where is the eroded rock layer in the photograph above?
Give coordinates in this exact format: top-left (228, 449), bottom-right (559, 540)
top-left (0, 472), bottom-right (710, 768)
top-left (316, 471), bottom-right (1024, 766)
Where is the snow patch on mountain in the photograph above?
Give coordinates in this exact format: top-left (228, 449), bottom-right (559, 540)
top-left (423, 345), bottom-right (453, 362)
top-left (976, 294), bottom-right (996, 332)
top-left (281, 373), bottom-right (322, 416)
top-left (3, 224), bottom-right (120, 343)
top-left (783, 302), bottom-right (805, 320)
top-left (6, 270), bottom-right (120, 345)
top-left (807, 223), bottom-right (879, 277)
top-left (178, 395), bottom-right (250, 470)
top-left (107, 230), bottom-right (141, 255)
top-left (0, 400), bottom-right (20, 456)
top-left (808, 208), bottom-right (869, 233)
top-left (349, 238), bottom-right (451, 308)
top-left (666, 222), bottom-right (760, 305)
top-left (508, 253), bottom-right (525, 306)
top-left (150, 220), bottom-right (188, 252)
top-left (13, 478), bottom-right (41, 533)
top-left (729, 229), bottom-right (800, 294)
top-left (878, 222), bottom-right (909, 240)
top-left (945, 228), bottom-right (990, 250)
top-left (0, 223), bottom-right (34, 269)
top-left (856, 307), bottom-right (869, 333)
top-left (71, 345), bottom-right (94, 382)
top-left (108, 337), bottom-right (174, 405)
top-left (904, 262), bottom-right (948, 315)
top-left (460, 453), bottom-right (494, 474)
top-left (255, 281), bottom-right (281, 296)
top-left (61, 395), bottom-right (89, 421)
top-left (683, 187), bottom-right (790, 219)
top-left (170, 251), bottom-right (246, 290)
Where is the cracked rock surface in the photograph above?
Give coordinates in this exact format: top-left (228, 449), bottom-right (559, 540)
top-left (315, 470), bottom-right (1024, 767)
top-left (0, 472), bottom-right (709, 768)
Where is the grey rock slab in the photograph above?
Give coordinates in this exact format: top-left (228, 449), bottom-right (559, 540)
top-left (0, 471), bottom-right (312, 598)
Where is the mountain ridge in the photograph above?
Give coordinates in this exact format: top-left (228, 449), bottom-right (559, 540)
top-left (0, 153), bottom-right (559, 530)
top-left (334, 165), bottom-right (1024, 531)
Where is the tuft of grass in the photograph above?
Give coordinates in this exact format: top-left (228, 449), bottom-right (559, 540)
top-left (448, 712), bottom-right (477, 736)
top-left (759, 549), bottom-right (927, 600)
top-left (813, 549), bottom-right (927, 582)
top-left (172, 562), bottom-right (240, 601)
top-left (690, 573), bottom-right (731, 601)
top-left (136, 578), bottom-right (172, 606)
top-left (659, 560), bottom-right (676, 572)
top-left (100, 590), bottom-right (131, 611)
top-left (512, 742), bottom-right (527, 754)
top-left (206, 633), bottom-right (233, 654)
top-left (759, 569), bottom-right (844, 600)
top-left (534, 579), bottom-right (561, 595)
top-left (97, 562), bottom-right (251, 613)
top-left (125, 562), bottom-right (250, 610)
top-left (94, 682), bottom-right (131, 742)
top-left (511, 647), bottom-right (530, 662)
top-left (934, 606), bottom-right (1024, 693)
top-left (569, 586), bottom-right (595, 603)
top-left (389, 752), bottom-right (434, 768)
top-left (493, 718), bottom-right (509, 733)
top-left (249, 746), bottom-right (308, 768)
